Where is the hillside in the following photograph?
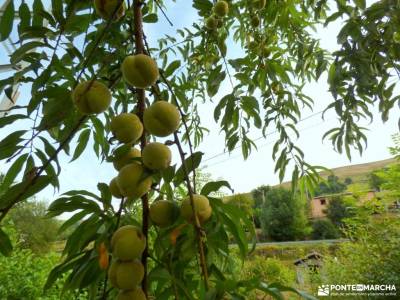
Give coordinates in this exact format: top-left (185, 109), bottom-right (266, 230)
top-left (276, 157), bottom-right (396, 189)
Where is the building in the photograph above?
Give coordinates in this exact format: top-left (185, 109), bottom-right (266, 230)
top-left (294, 252), bottom-right (324, 284)
top-left (310, 190), bottom-right (377, 219)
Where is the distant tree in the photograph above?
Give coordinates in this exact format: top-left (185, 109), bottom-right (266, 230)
top-left (325, 196), bottom-right (355, 226)
top-left (344, 177), bottom-right (353, 185)
top-left (251, 185), bottom-right (271, 228)
top-left (225, 193), bottom-right (253, 216)
top-left (315, 175), bottom-right (347, 196)
top-left (375, 164), bottom-right (400, 202)
top-left (7, 201), bottom-right (61, 253)
top-left (368, 171), bottom-right (385, 191)
top-left (311, 219), bottom-right (340, 240)
top-left (251, 185), bottom-right (269, 208)
top-left (260, 187), bottom-right (309, 241)
top-left (388, 133), bottom-right (400, 158)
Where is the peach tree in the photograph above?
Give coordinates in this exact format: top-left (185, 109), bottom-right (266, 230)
top-left (0, 0), bottom-right (399, 299)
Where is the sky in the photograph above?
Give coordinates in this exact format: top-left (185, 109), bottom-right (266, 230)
top-left (0, 0), bottom-right (398, 205)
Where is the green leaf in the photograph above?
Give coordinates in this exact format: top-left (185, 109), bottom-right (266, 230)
top-left (64, 14), bottom-right (91, 34)
top-left (66, 256), bottom-right (101, 289)
top-left (32, 0), bottom-right (45, 26)
top-left (354, 0), bottom-right (366, 9)
top-left (219, 208), bottom-right (247, 258)
top-left (47, 195), bottom-right (102, 217)
top-left (0, 176), bottom-right (51, 210)
top-left (0, 0), bottom-right (15, 41)
top-left (57, 210), bottom-right (89, 234)
top-left (264, 283), bottom-right (318, 300)
top-left (10, 41), bottom-right (48, 65)
top-left (201, 180), bottom-right (232, 196)
top-left (207, 67), bottom-right (226, 97)
top-left (1, 153), bottom-right (29, 190)
top-left (20, 26), bottom-right (55, 41)
top-left (0, 114), bottom-right (27, 129)
top-left (164, 60), bottom-right (181, 77)
top-left (0, 130), bottom-right (26, 160)
top-left (161, 165), bottom-right (176, 183)
top-left (63, 215), bottom-right (100, 257)
top-left (44, 252), bottom-right (90, 290)
top-left (143, 13), bottom-right (158, 23)
top-left (0, 228), bottom-right (12, 256)
top-left (192, 0), bottom-right (213, 17)
top-left (51, 0), bottom-right (64, 24)
top-left (97, 182), bottom-right (111, 209)
top-left (173, 152), bottom-right (204, 186)
top-left (70, 128), bottom-right (90, 162)
top-left (18, 2), bottom-right (31, 32)
top-left (37, 87), bottom-right (73, 130)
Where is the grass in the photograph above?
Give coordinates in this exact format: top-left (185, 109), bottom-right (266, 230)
top-left (277, 157), bottom-right (396, 189)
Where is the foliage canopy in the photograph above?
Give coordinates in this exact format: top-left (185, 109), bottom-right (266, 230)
top-left (0, 0), bottom-right (399, 299)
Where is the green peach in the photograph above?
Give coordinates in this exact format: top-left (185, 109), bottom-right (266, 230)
top-left (142, 142), bottom-right (172, 170)
top-left (214, 1), bottom-right (229, 17)
top-left (117, 163), bottom-right (152, 198)
top-left (150, 200), bottom-right (178, 227)
top-left (113, 147), bottom-right (141, 170)
top-left (116, 260), bottom-right (144, 290)
top-left (109, 177), bottom-right (123, 198)
top-left (111, 113), bottom-right (143, 144)
top-left (108, 260), bottom-right (119, 288)
top-left (251, 16), bottom-right (260, 27)
top-left (205, 16), bottom-right (218, 30)
top-left (181, 194), bottom-right (212, 223)
top-left (117, 288), bottom-right (146, 300)
top-left (72, 80), bottom-right (111, 114)
top-left (111, 225), bottom-right (146, 260)
top-left (121, 54), bottom-right (159, 89)
top-left (143, 101), bottom-right (180, 137)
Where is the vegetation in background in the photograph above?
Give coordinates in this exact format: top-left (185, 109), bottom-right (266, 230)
top-left (0, 0), bottom-right (400, 298)
top-left (314, 175), bottom-right (347, 196)
top-left (0, 249), bottom-right (88, 300)
top-left (260, 186), bottom-right (309, 241)
top-left (5, 201), bottom-right (61, 253)
top-left (324, 196), bottom-right (355, 227)
top-left (305, 216), bottom-right (400, 295)
top-left (311, 219), bottom-right (340, 240)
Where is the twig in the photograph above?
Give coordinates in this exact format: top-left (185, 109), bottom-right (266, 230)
top-left (132, 0), bottom-right (149, 297)
top-left (0, 105), bottom-right (27, 113)
top-left (173, 132), bottom-right (209, 289)
top-left (75, 0), bottom-right (125, 84)
top-left (153, 37), bottom-right (194, 56)
top-left (29, 107), bottom-right (40, 155)
top-left (154, 0), bottom-right (173, 27)
top-left (213, 39), bottom-right (234, 89)
top-left (143, 35), bottom-right (198, 192)
top-left (6, 130), bottom-right (40, 163)
top-left (157, 69), bottom-right (197, 192)
top-left (0, 0), bottom-right (125, 223)
top-left (0, 116), bottom-right (87, 223)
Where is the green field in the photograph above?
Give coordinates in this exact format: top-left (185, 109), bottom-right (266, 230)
top-left (277, 157), bottom-right (395, 189)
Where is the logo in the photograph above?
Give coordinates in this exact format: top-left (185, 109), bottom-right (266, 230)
top-left (316, 284), bottom-right (397, 297)
top-left (317, 285), bottom-right (330, 296)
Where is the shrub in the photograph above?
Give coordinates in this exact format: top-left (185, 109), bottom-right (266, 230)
top-left (0, 249), bottom-right (87, 300)
top-left (260, 186), bottom-right (309, 241)
top-left (305, 216), bottom-right (400, 297)
top-left (325, 196), bottom-right (355, 226)
top-left (311, 219), bottom-right (340, 240)
top-left (241, 256), bottom-right (296, 286)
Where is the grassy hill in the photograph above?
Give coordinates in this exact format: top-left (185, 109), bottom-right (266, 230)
top-left (276, 157), bottom-right (396, 189)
